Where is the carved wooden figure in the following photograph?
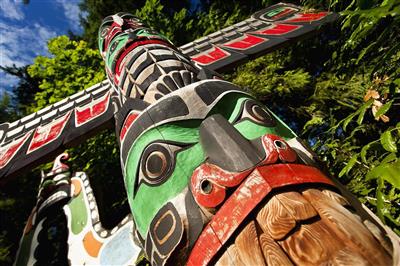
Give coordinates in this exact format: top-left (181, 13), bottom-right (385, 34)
top-left (1, 3), bottom-right (399, 265)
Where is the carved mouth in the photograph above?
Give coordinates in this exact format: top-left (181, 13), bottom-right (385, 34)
top-left (187, 163), bottom-right (334, 266)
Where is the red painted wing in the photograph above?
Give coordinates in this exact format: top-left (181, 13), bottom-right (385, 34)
top-left (180, 2), bottom-right (338, 72)
top-left (0, 80), bottom-right (115, 182)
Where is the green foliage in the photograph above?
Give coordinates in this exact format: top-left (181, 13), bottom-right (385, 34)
top-left (134, 0), bottom-right (193, 45)
top-left (28, 36), bottom-right (105, 112)
top-left (0, 167), bottom-right (40, 265)
top-left (0, 65), bottom-right (40, 115)
top-left (194, 2), bottom-right (244, 37)
top-left (232, 55), bottom-right (311, 99)
top-left (335, 0), bottom-right (400, 76)
top-left (225, 0), bottom-right (400, 233)
top-left (80, 0), bottom-right (191, 47)
top-left (309, 0), bottom-right (400, 231)
top-left (0, 92), bottom-right (17, 123)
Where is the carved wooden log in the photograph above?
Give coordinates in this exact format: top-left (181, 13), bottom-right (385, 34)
top-left (215, 187), bottom-right (393, 266)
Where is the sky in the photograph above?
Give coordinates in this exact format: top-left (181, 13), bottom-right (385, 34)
top-left (0, 0), bottom-right (84, 94)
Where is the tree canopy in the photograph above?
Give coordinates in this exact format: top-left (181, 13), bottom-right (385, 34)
top-left (0, 0), bottom-right (399, 264)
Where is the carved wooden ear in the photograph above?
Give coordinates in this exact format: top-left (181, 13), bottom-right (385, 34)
top-left (146, 202), bottom-right (184, 266)
top-left (199, 114), bottom-right (263, 172)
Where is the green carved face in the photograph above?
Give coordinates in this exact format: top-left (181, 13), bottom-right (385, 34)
top-left (122, 82), bottom-right (296, 238)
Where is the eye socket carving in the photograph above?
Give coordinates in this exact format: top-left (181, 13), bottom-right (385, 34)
top-left (251, 105), bottom-right (269, 121)
top-left (138, 142), bottom-right (183, 188)
top-left (101, 26), bottom-right (110, 38)
top-left (200, 179), bottom-right (213, 194)
top-left (234, 99), bottom-right (276, 127)
top-left (110, 41), bottom-right (119, 53)
top-left (144, 150), bottom-right (168, 180)
top-left (274, 140), bottom-right (287, 149)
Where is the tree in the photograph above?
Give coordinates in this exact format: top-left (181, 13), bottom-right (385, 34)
top-left (79, 0), bottom-right (192, 48)
top-left (0, 65), bottom-right (40, 115)
top-left (0, 92), bottom-right (16, 123)
top-left (229, 0), bottom-right (400, 233)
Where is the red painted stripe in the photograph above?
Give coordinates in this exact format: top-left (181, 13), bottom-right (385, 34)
top-left (284, 12), bottom-right (328, 23)
top-left (258, 164), bottom-right (334, 187)
top-left (28, 112), bottom-right (71, 154)
top-left (192, 47), bottom-right (229, 65)
top-left (104, 23), bottom-right (122, 52)
top-left (256, 23), bottom-right (300, 35)
top-left (223, 34), bottom-right (265, 50)
top-left (190, 163), bottom-right (252, 208)
top-left (120, 112), bottom-right (139, 141)
top-left (188, 170), bottom-right (270, 266)
top-left (0, 133), bottom-right (30, 169)
top-left (187, 164), bottom-right (334, 266)
top-left (75, 92), bottom-right (110, 127)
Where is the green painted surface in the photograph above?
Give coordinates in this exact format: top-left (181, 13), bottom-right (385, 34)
top-left (234, 114), bottom-right (295, 141)
top-left (267, 7), bottom-right (285, 17)
top-left (105, 33), bottom-right (129, 69)
top-left (68, 189), bottom-right (88, 235)
top-left (208, 93), bottom-right (248, 122)
top-left (124, 92), bottom-right (296, 237)
top-left (125, 122), bottom-right (203, 236)
top-left (135, 29), bottom-right (169, 41)
top-left (270, 111), bottom-right (297, 138)
top-left (132, 144), bottom-right (204, 236)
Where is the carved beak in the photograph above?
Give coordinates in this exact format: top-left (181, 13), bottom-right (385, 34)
top-left (199, 114), bottom-right (264, 172)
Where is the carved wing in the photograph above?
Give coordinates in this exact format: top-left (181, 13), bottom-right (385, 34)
top-left (0, 80), bottom-right (115, 181)
top-left (179, 2), bottom-right (338, 72)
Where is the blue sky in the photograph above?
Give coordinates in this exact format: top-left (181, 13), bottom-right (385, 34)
top-left (0, 0), bottom-right (84, 94)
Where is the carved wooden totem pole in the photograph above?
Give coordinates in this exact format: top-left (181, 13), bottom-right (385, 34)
top-left (0, 3), bottom-right (398, 265)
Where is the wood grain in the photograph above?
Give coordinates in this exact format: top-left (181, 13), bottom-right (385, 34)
top-left (215, 244), bottom-right (245, 266)
top-left (276, 191), bottom-right (318, 221)
top-left (235, 221), bottom-right (266, 266)
top-left (322, 189), bottom-right (350, 206)
top-left (215, 248), bottom-right (232, 266)
top-left (363, 219), bottom-right (393, 255)
top-left (214, 187), bottom-right (394, 266)
top-left (256, 195), bottom-right (296, 240)
top-left (279, 219), bottom-right (343, 265)
top-left (302, 188), bottom-right (392, 266)
top-left (332, 247), bottom-right (370, 266)
top-left (259, 232), bottom-right (294, 266)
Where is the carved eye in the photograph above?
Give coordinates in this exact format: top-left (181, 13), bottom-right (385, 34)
top-left (143, 147), bottom-right (170, 182)
top-left (234, 99), bottom-right (276, 127)
top-left (129, 18), bottom-right (143, 26)
top-left (139, 142), bottom-right (183, 187)
top-left (110, 41), bottom-right (118, 53)
top-left (101, 26), bottom-right (110, 38)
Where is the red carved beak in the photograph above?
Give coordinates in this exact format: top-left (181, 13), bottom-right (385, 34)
top-left (188, 163), bottom-right (334, 266)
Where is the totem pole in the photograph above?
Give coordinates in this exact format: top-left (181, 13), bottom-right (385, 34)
top-left (1, 3), bottom-right (398, 265)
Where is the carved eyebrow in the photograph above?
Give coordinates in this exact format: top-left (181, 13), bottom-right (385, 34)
top-left (121, 95), bottom-right (188, 165)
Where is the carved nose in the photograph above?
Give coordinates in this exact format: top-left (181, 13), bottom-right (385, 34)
top-left (199, 114), bottom-right (263, 172)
